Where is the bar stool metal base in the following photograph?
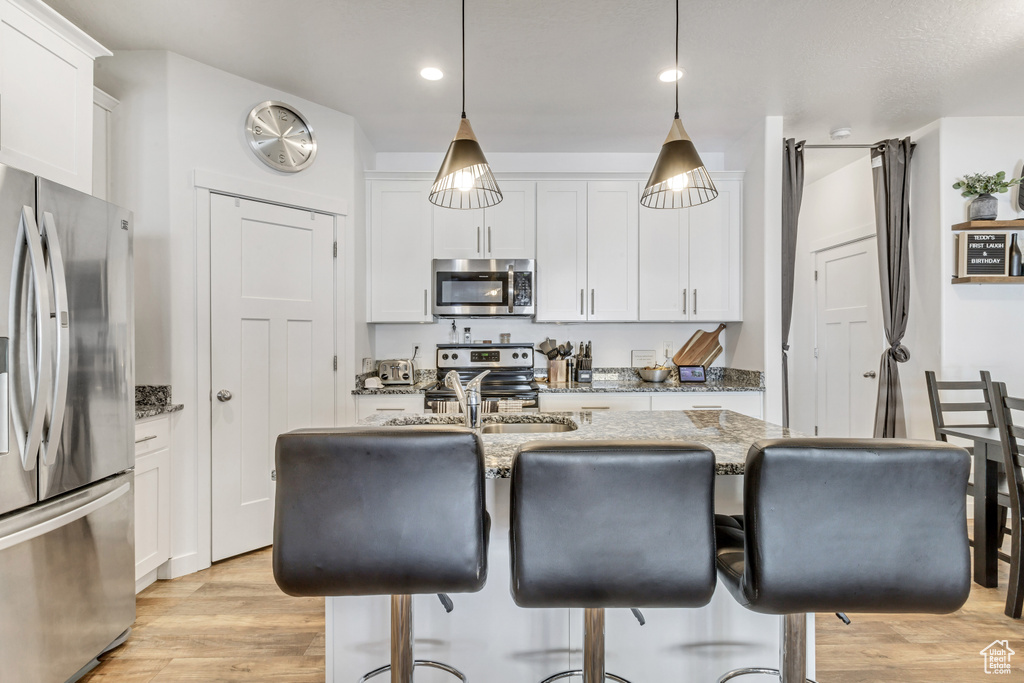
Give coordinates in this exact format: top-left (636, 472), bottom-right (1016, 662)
top-left (716, 614), bottom-right (817, 683)
top-left (358, 594), bottom-right (467, 683)
top-left (539, 670), bottom-right (630, 683)
top-left (536, 609), bottom-right (633, 683)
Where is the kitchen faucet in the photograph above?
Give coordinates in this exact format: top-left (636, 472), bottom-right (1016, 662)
top-left (444, 369), bottom-right (490, 429)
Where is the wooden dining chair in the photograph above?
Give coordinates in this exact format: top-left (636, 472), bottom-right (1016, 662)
top-left (926, 370), bottom-right (1010, 548)
top-left (988, 380), bottom-right (1024, 619)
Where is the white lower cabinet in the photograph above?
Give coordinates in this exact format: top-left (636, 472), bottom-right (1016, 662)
top-left (134, 415), bottom-right (171, 592)
top-left (650, 392), bottom-right (763, 419)
top-left (355, 394), bottom-right (425, 422)
top-left (539, 393), bottom-right (651, 412)
top-left (539, 391), bottom-right (764, 419)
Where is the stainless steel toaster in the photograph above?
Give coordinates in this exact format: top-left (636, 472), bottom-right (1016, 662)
top-left (377, 359), bottom-right (416, 385)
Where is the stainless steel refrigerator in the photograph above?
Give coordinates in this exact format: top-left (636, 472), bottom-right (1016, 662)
top-left (0, 164), bottom-right (135, 683)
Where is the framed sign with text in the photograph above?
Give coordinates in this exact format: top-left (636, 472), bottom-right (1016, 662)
top-left (957, 231), bottom-right (1010, 277)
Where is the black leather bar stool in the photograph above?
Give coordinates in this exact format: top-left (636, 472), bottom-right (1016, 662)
top-left (273, 426), bottom-right (489, 683)
top-left (510, 441), bottom-right (717, 683)
top-left (715, 438), bottom-right (971, 683)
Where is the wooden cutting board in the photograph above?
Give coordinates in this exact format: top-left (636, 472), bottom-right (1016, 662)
top-left (673, 324), bottom-right (726, 367)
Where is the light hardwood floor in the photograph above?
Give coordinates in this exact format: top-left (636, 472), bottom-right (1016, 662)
top-left (86, 548), bottom-right (1024, 682)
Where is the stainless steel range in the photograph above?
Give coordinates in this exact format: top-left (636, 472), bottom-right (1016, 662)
top-left (424, 344), bottom-right (539, 412)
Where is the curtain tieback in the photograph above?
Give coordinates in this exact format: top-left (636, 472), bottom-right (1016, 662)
top-left (887, 343), bottom-right (910, 363)
top-left (782, 343), bottom-right (790, 353)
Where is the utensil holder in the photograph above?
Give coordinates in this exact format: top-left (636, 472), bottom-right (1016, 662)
top-left (548, 360), bottom-right (567, 383)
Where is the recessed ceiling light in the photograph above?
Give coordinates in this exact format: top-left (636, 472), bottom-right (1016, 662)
top-left (420, 67), bottom-right (444, 81)
top-left (658, 68), bottom-right (684, 82)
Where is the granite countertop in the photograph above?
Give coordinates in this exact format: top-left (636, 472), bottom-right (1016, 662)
top-left (362, 410), bottom-right (794, 478)
top-left (352, 367), bottom-right (764, 396)
top-left (135, 385), bottom-right (183, 420)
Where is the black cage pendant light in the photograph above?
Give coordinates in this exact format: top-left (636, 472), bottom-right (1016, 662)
top-left (641, 0), bottom-right (717, 209)
top-left (429, 0), bottom-right (501, 209)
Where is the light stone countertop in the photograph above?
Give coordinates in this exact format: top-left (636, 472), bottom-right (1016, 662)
top-left (361, 410), bottom-right (796, 478)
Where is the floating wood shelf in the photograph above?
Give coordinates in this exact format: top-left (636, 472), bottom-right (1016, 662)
top-left (951, 220), bottom-right (1024, 231)
top-left (951, 276), bottom-right (1024, 284)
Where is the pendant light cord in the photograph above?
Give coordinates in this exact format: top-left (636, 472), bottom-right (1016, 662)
top-left (674, 0), bottom-right (679, 119)
top-left (461, 0), bottom-right (466, 119)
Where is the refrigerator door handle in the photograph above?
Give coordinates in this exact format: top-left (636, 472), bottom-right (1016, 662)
top-left (39, 212), bottom-right (68, 467)
top-left (9, 206), bottom-right (52, 471)
top-left (0, 482), bottom-right (130, 552)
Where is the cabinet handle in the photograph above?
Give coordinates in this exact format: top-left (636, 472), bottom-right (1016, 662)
top-left (488, 226), bottom-right (492, 254)
top-left (580, 289), bottom-right (584, 316)
top-left (375, 408), bottom-right (406, 412)
top-left (693, 405), bottom-right (722, 409)
top-left (135, 434), bottom-right (157, 444)
top-left (591, 289), bottom-right (595, 315)
top-left (477, 226), bottom-right (481, 254)
top-left (423, 289), bottom-right (428, 316)
top-left (582, 406), bottom-right (611, 410)
top-left (683, 288), bottom-right (687, 315)
top-left (693, 289), bottom-right (698, 317)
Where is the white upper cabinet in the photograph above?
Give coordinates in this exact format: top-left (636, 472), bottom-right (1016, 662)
top-left (432, 180), bottom-right (536, 260)
top-left (639, 174), bottom-right (743, 322)
top-left (536, 181), bottom-right (587, 321)
top-left (369, 180), bottom-right (433, 322)
top-left (536, 180), bottom-right (638, 322)
top-left (0, 0), bottom-right (109, 193)
top-left (586, 181), bottom-right (638, 321)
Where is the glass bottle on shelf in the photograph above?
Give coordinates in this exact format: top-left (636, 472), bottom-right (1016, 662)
top-left (1011, 233), bottom-right (1023, 277)
top-left (449, 319), bottom-right (459, 343)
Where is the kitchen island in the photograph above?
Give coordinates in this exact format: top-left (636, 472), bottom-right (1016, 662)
top-left (325, 410), bottom-right (809, 682)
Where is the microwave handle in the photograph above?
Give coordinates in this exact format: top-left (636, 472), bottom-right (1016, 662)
top-left (507, 264), bottom-right (514, 313)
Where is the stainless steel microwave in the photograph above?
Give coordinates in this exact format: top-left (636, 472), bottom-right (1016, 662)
top-left (432, 259), bottom-right (535, 317)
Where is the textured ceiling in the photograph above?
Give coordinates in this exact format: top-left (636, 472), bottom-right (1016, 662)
top-left (44, 0), bottom-right (1024, 178)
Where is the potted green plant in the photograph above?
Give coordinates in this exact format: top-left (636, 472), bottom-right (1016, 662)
top-left (952, 171), bottom-right (1022, 220)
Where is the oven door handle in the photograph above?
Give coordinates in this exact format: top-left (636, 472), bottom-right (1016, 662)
top-left (507, 264), bottom-right (514, 314)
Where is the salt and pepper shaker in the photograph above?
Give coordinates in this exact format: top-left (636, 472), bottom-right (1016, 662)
top-left (463, 327), bottom-right (472, 344)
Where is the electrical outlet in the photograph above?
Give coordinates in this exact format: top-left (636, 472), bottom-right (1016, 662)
top-left (662, 341), bottom-right (674, 360)
top-left (411, 344), bottom-right (421, 361)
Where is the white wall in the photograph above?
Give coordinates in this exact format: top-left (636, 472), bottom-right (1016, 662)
top-left (99, 50), bottom-right (361, 576)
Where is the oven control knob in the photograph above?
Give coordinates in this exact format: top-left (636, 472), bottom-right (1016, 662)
top-left (402, 373), bottom-right (410, 380)
top-left (452, 353), bottom-right (459, 360)
top-left (522, 350), bottom-right (531, 360)
top-left (380, 373), bottom-right (389, 380)
top-left (512, 352), bottom-right (519, 359)
top-left (442, 353), bottom-right (449, 360)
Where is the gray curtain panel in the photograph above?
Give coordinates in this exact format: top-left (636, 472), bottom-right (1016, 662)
top-left (781, 139), bottom-right (804, 428)
top-left (871, 138), bottom-right (915, 438)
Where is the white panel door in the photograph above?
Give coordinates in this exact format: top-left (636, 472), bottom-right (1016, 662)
top-left (484, 180), bottom-right (536, 259)
top-left (815, 238), bottom-right (883, 437)
top-left (211, 195), bottom-right (336, 561)
top-left (433, 206), bottom-right (482, 259)
top-left (688, 178), bottom-right (742, 321)
top-left (0, 1), bottom-right (94, 192)
top-left (536, 181), bottom-right (587, 321)
top-left (587, 181), bottom-right (638, 321)
top-left (639, 207), bottom-right (688, 320)
top-left (370, 180), bottom-right (433, 321)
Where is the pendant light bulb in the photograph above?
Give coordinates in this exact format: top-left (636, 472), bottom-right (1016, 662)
top-left (429, 0), bottom-right (501, 209)
top-left (641, 0), bottom-right (717, 209)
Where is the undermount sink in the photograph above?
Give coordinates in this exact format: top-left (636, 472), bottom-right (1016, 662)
top-left (481, 422), bottom-right (576, 434)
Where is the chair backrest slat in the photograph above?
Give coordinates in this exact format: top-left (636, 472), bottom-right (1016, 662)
top-left (988, 379), bottom-right (1024, 517)
top-left (925, 370), bottom-right (996, 439)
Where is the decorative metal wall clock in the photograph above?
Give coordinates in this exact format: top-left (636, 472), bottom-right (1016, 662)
top-left (245, 101), bottom-right (317, 172)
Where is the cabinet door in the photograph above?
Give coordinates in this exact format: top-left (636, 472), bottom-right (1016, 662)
top-left (484, 180), bottom-right (536, 259)
top-left (639, 207), bottom-right (688, 321)
top-left (0, 1), bottom-right (95, 193)
top-left (650, 392), bottom-right (763, 419)
top-left (587, 181), bottom-right (638, 321)
top-left (688, 178), bottom-right (742, 321)
top-left (433, 206), bottom-right (483, 259)
top-left (370, 181), bottom-right (433, 322)
top-left (355, 395), bottom-right (425, 422)
top-left (538, 393), bottom-right (651, 412)
top-left (536, 181), bottom-right (587, 321)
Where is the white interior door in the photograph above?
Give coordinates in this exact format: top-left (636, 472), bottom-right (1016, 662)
top-left (815, 237), bottom-right (884, 437)
top-left (211, 194), bottom-right (336, 562)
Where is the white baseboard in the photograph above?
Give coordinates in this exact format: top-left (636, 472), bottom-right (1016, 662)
top-left (136, 568), bottom-right (158, 594)
top-left (158, 551), bottom-right (208, 580)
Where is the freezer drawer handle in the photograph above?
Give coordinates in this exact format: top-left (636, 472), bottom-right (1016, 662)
top-left (40, 212), bottom-right (69, 467)
top-left (135, 434), bottom-right (158, 444)
top-left (0, 482), bottom-right (130, 553)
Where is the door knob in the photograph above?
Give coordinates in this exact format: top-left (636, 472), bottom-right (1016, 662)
top-left (863, 371), bottom-right (877, 378)
top-left (216, 390), bottom-right (233, 402)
